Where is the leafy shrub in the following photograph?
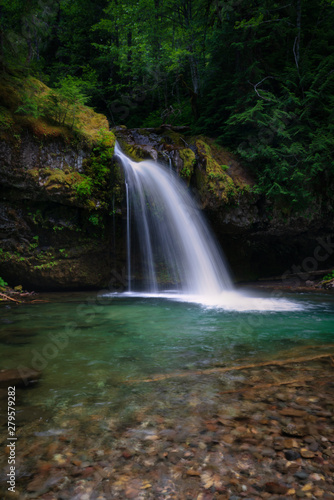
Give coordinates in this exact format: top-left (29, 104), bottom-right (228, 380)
top-left (322, 270), bottom-right (334, 281)
top-left (16, 76), bottom-right (89, 130)
top-left (89, 213), bottom-right (103, 226)
top-left (0, 277), bottom-right (8, 287)
top-left (43, 76), bottom-right (89, 128)
top-left (74, 177), bottom-right (93, 199)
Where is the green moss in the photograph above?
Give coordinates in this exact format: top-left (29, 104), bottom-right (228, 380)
top-left (27, 166), bottom-right (99, 207)
top-left (0, 73), bottom-right (118, 218)
top-left (0, 106), bottom-right (14, 131)
top-left (88, 213), bottom-right (103, 227)
top-left (162, 130), bottom-right (184, 147)
top-left (73, 176), bottom-right (93, 199)
top-left (33, 261), bottom-right (58, 270)
top-left (84, 129), bottom-right (114, 193)
top-left (0, 248), bottom-right (25, 263)
top-left (195, 139), bottom-right (240, 203)
top-left (179, 148), bottom-right (196, 182)
top-left (120, 142), bottom-right (148, 162)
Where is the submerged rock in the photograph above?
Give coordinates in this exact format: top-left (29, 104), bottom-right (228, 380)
top-left (0, 367), bottom-right (41, 387)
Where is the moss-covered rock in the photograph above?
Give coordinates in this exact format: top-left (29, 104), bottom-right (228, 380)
top-left (0, 71), bottom-right (123, 291)
top-left (195, 138), bottom-right (251, 206)
top-left (179, 148), bottom-right (196, 184)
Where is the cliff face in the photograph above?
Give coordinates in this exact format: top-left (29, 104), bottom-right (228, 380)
top-left (0, 130), bottom-right (124, 290)
top-left (0, 72), bottom-right (122, 290)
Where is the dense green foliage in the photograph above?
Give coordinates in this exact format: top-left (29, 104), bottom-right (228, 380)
top-left (1, 0), bottom-right (334, 208)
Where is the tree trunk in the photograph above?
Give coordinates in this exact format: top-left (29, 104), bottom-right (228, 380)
top-left (294, 0), bottom-right (301, 69)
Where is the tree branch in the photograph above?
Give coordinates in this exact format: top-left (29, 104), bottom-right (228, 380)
top-left (0, 292), bottom-right (21, 303)
top-left (249, 76), bottom-right (275, 101)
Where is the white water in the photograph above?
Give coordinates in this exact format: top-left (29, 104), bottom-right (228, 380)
top-left (114, 142), bottom-right (233, 295)
top-left (125, 181), bottom-right (131, 291)
top-left (113, 143), bottom-right (303, 312)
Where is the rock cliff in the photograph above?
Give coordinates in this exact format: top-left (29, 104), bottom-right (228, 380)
top-left (0, 72), bottom-right (121, 290)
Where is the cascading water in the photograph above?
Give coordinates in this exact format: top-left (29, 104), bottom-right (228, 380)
top-left (114, 142), bottom-right (233, 296)
top-left (168, 156), bottom-right (172, 172)
top-left (125, 181), bottom-right (131, 292)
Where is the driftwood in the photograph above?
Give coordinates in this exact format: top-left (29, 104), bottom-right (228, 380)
top-left (0, 292), bottom-right (21, 303)
top-left (127, 352), bottom-right (334, 384)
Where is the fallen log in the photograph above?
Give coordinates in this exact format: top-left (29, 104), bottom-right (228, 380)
top-left (126, 352), bottom-right (334, 384)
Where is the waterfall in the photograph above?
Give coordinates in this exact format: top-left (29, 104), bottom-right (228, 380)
top-left (125, 182), bottom-right (131, 292)
top-left (114, 142), bottom-right (233, 296)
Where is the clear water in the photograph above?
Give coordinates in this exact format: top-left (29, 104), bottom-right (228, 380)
top-left (1, 291), bottom-right (334, 421)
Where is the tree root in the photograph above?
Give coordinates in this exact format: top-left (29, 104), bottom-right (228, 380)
top-left (127, 352), bottom-right (334, 384)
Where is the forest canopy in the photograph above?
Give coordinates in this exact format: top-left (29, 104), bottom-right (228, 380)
top-left (1, 0), bottom-right (334, 208)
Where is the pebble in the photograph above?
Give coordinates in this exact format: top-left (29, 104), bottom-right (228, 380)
top-left (280, 408), bottom-right (308, 417)
top-left (261, 447), bottom-right (276, 457)
top-left (300, 448), bottom-right (315, 458)
top-left (281, 424), bottom-right (307, 437)
top-left (294, 471), bottom-right (309, 480)
top-left (302, 484), bottom-right (313, 492)
top-left (309, 473), bottom-right (324, 481)
top-left (264, 482), bottom-right (288, 494)
top-left (308, 441), bottom-right (319, 452)
top-left (284, 450), bottom-right (301, 460)
top-left (283, 438), bottom-right (299, 448)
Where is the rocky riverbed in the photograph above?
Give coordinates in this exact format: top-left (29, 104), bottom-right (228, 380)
top-left (0, 346), bottom-right (333, 499)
